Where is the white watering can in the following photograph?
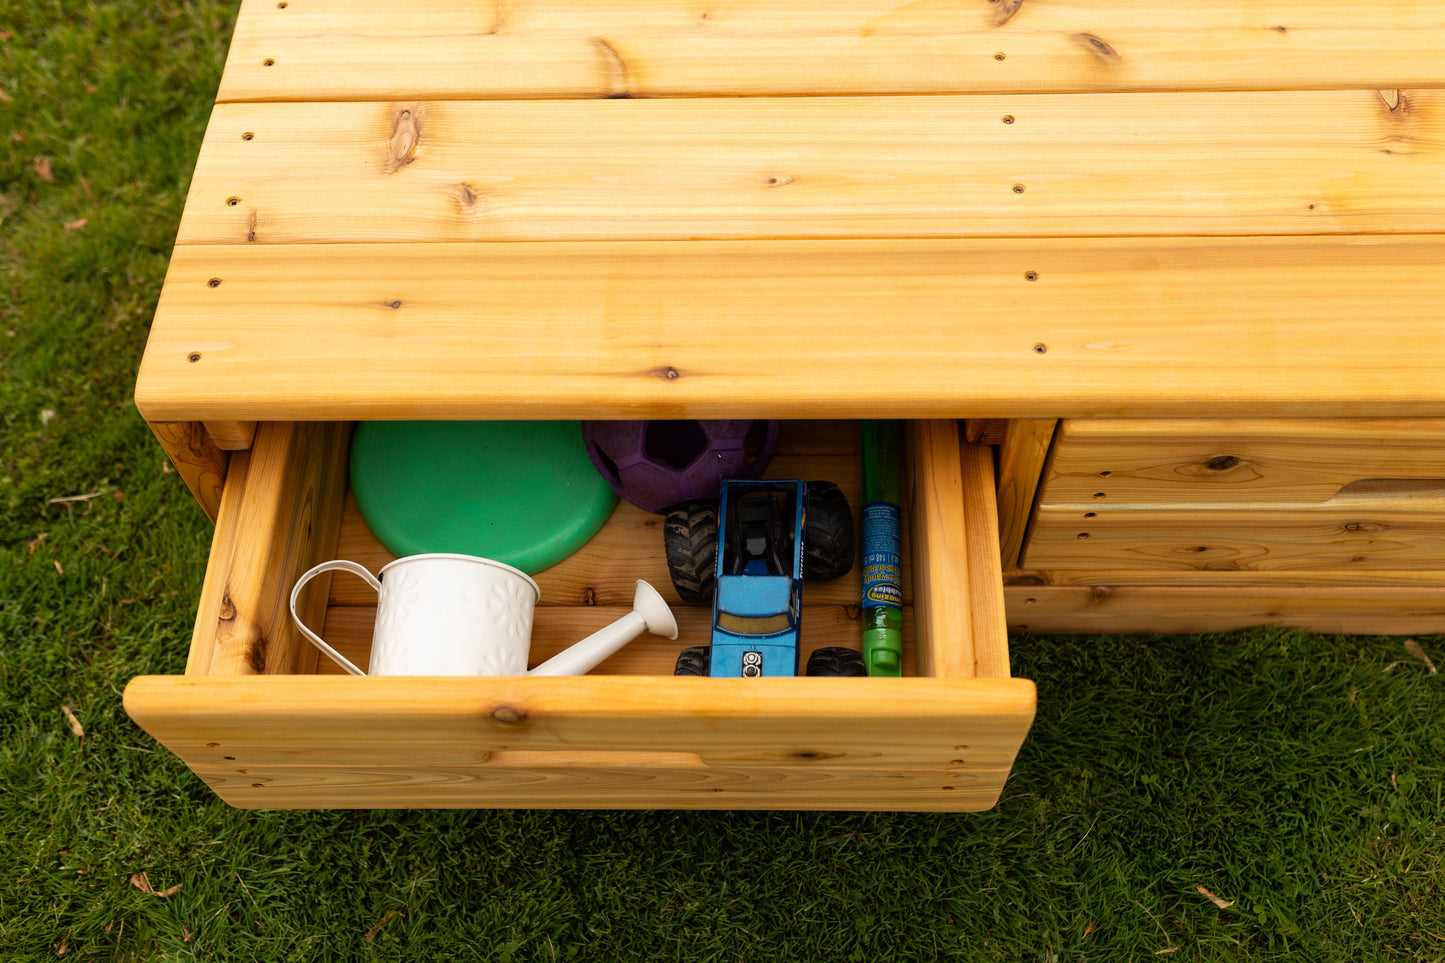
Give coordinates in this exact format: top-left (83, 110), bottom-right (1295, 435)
top-left (289, 553), bottom-right (678, 676)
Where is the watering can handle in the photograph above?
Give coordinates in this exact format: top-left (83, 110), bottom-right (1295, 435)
top-left (289, 560), bottom-right (381, 677)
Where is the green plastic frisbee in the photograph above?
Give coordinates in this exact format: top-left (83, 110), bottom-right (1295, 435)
top-left (349, 421), bottom-right (617, 574)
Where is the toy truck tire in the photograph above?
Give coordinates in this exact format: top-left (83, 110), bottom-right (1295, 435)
top-left (673, 645), bottom-right (710, 676)
top-left (802, 481), bottom-right (855, 582)
top-left (805, 646), bottom-right (867, 677)
top-left (663, 500), bottom-right (719, 604)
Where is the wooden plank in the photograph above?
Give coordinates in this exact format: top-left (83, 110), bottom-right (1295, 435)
top-left (962, 441), bottom-right (1010, 678)
top-left (1023, 500), bottom-right (1445, 572)
top-left (191, 422), bottom-right (352, 676)
top-left (1038, 418), bottom-right (1445, 506)
top-left (1008, 568), bottom-right (1445, 587)
top-left (180, 92), bottom-right (1445, 244)
top-left (217, 0), bottom-right (1445, 102)
top-left (201, 420), bottom-right (257, 451)
top-left (1005, 584), bottom-right (1445, 635)
top-left (964, 420), bottom-right (1010, 445)
top-left (136, 237), bottom-right (1445, 423)
top-left (906, 421), bottom-right (975, 678)
top-left (184, 446), bottom-right (249, 676)
top-left (146, 421), bottom-right (228, 523)
top-left (997, 418), bottom-right (1056, 570)
top-left (123, 675), bottom-right (1038, 769)
top-left (315, 604), bottom-right (915, 677)
top-left (184, 761), bottom-right (1016, 811)
top-left (772, 419), bottom-right (861, 457)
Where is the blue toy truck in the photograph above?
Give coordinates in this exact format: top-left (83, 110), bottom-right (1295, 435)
top-left (667, 479), bottom-right (864, 678)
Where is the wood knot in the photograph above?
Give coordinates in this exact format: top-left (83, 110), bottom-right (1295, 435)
top-left (1073, 32), bottom-right (1121, 64)
top-left (1378, 89), bottom-right (1405, 114)
top-left (1090, 585), bottom-right (1112, 600)
top-left (989, 0), bottom-right (1025, 27)
top-left (763, 173), bottom-right (794, 188)
top-left (248, 636), bottom-right (268, 673)
top-left (791, 749), bottom-right (843, 761)
top-left (449, 182), bottom-right (482, 212)
top-left (1204, 455), bottom-right (1240, 471)
top-left (583, 586), bottom-right (597, 606)
top-left (490, 706), bottom-right (527, 726)
top-left (386, 107), bottom-right (421, 173)
top-left (844, 604), bottom-right (861, 621)
top-left (219, 592), bottom-right (236, 622)
top-left (653, 365), bottom-right (682, 381)
top-left (593, 38), bottom-right (632, 98)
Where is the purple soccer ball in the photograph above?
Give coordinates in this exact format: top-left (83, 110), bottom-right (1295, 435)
top-left (582, 420), bottom-right (780, 513)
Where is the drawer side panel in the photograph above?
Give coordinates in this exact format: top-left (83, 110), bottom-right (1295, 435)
top-left (188, 421), bottom-right (352, 676)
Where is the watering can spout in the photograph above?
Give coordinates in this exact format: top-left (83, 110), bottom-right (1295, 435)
top-left (527, 580), bottom-right (679, 677)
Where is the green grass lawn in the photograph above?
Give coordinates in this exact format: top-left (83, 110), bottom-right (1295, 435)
top-left (1, 2), bottom-right (1442, 959)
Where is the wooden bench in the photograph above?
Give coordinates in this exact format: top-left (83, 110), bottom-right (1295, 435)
top-left (126, 0), bottom-right (1445, 811)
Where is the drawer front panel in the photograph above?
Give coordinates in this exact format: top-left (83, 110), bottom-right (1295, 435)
top-left (1004, 585), bottom-right (1445, 636)
top-left (1038, 419), bottom-right (1445, 507)
top-left (124, 675), bottom-right (1036, 811)
top-left (124, 676), bottom-right (1037, 769)
top-left (1023, 503), bottom-right (1445, 571)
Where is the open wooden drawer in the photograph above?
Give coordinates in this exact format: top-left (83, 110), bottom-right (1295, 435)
top-left (123, 420), bottom-right (1035, 811)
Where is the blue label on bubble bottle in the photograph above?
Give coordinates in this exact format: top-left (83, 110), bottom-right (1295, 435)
top-left (861, 503), bottom-right (902, 609)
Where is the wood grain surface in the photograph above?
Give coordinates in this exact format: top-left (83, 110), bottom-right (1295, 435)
top-left (906, 421), bottom-right (975, 678)
top-left (138, 237), bottom-right (1445, 423)
top-left (216, 0), bottom-right (1445, 101)
top-left (1024, 499), bottom-right (1445, 571)
top-left (180, 92), bottom-right (1444, 244)
top-left (997, 418), bottom-right (1056, 570)
top-left (1005, 584), bottom-right (1445, 635)
top-left (123, 674), bottom-right (1037, 768)
top-left (146, 421), bottom-right (229, 522)
top-left (123, 674), bottom-right (1035, 809)
top-left (1036, 419), bottom-right (1445, 506)
top-left (1007, 568), bottom-right (1445, 588)
top-left (184, 761), bottom-right (1019, 811)
top-left (962, 441), bottom-right (1010, 678)
top-left (187, 422), bottom-right (352, 676)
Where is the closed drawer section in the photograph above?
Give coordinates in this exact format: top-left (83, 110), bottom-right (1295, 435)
top-left (1037, 419), bottom-right (1445, 506)
top-left (125, 420), bottom-right (1034, 812)
top-left (1024, 419), bottom-right (1445, 573)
